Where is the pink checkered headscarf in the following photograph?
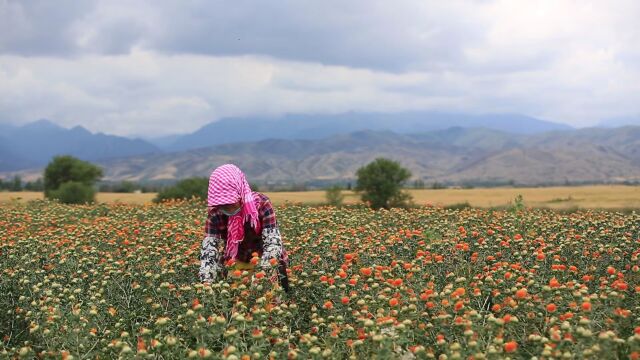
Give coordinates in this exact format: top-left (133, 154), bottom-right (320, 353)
top-left (208, 164), bottom-right (260, 261)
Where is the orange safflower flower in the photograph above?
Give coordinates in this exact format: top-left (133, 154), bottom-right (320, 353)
top-left (614, 280), bottom-right (628, 291)
top-left (451, 287), bottom-right (466, 298)
top-left (559, 312), bottom-right (574, 320)
top-left (137, 338), bottom-right (147, 352)
top-left (504, 341), bottom-right (518, 353)
top-left (191, 298), bottom-right (201, 309)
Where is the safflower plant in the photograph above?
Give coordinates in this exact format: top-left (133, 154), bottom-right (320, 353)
top-left (0, 199), bottom-right (639, 359)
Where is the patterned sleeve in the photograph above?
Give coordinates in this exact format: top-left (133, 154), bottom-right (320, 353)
top-left (199, 235), bottom-right (222, 282)
top-left (258, 196), bottom-right (283, 269)
top-left (199, 208), bottom-right (225, 282)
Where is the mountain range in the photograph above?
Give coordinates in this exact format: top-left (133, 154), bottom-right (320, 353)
top-left (1, 112), bottom-right (570, 172)
top-left (0, 120), bottom-right (159, 171)
top-left (94, 126), bottom-right (640, 186)
top-left (154, 111), bottom-right (573, 151)
top-left (1, 113), bottom-right (639, 187)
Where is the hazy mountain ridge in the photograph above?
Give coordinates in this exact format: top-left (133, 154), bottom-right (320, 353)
top-left (0, 120), bottom-right (160, 171)
top-left (85, 126), bottom-right (640, 186)
top-left (2, 117), bottom-right (639, 187)
top-left (161, 111), bottom-right (572, 151)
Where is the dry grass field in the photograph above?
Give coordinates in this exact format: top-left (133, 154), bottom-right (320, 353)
top-left (1, 185), bottom-right (639, 210)
top-left (0, 192), bottom-right (157, 205)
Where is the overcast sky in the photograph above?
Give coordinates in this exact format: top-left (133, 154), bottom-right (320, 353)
top-left (1, 0), bottom-right (639, 137)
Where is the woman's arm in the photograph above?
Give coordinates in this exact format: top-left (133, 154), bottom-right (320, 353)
top-left (199, 235), bottom-right (222, 282)
top-left (260, 227), bottom-right (283, 268)
top-left (198, 209), bottom-right (225, 283)
top-left (258, 197), bottom-right (284, 269)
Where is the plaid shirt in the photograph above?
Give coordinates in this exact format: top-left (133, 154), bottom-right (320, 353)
top-left (199, 191), bottom-right (289, 288)
top-left (205, 192), bottom-right (277, 238)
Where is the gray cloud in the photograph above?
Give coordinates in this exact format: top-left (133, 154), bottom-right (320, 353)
top-left (1, 0), bottom-right (639, 135)
top-left (0, 0), bottom-right (484, 71)
top-left (0, 0), bottom-right (96, 55)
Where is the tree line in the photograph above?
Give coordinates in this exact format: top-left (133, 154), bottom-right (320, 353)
top-left (3, 155), bottom-right (415, 209)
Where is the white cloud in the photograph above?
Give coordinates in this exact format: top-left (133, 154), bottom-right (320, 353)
top-left (0, 0), bottom-right (639, 134)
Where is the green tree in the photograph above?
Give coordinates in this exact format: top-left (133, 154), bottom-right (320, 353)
top-left (10, 176), bottom-right (22, 191)
top-left (44, 156), bottom-right (103, 199)
top-left (355, 158), bottom-right (412, 209)
top-left (325, 185), bottom-right (344, 206)
top-left (154, 177), bottom-right (208, 203)
top-left (109, 181), bottom-right (138, 193)
top-left (24, 178), bottom-right (44, 191)
top-left (49, 181), bottom-right (97, 204)
top-left (249, 182), bottom-right (260, 192)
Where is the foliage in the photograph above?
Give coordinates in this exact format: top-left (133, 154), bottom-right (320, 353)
top-left (325, 185), bottom-right (345, 206)
top-left (154, 177), bottom-right (208, 203)
top-left (431, 182), bottom-right (447, 190)
top-left (23, 178), bottom-right (44, 191)
top-left (510, 194), bottom-right (525, 213)
top-left (0, 176), bottom-right (23, 191)
top-left (99, 181), bottom-right (139, 193)
top-left (49, 181), bottom-right (97, 204)
top-left (444, 201), bottom-right (471, 210)
top-left (356, 158), bottom-right (413, 209)
top-left (1, 201), bottom-right (639, 358)
top-left (43, 155), bottom-right (103, 199)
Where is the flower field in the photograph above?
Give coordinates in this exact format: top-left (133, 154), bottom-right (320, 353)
top-left (1, 200), bottom-right (639, 359)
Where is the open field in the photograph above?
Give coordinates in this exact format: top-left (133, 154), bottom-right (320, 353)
top-left (267, 185), bottom-right (640, 209)
top-left (2, 185), bottom-right (639, 210)
top-left (1, 200), bottom-right (639, 358)
top-left (0, 191), bottom-right (158, 205)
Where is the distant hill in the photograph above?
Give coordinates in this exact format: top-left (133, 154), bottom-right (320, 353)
top-left (599, 115), bottom-right (640, 128)
top-left (162, 112), bottom-right (572, 151)
top-left (63, 126), bottom-right (640, 186)
top-left (0, 136), bottom-right (36, 172)
top-left (0, 120), bottom-right (160, 171)
top-left (3, 119), bottom-right (638, 187)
